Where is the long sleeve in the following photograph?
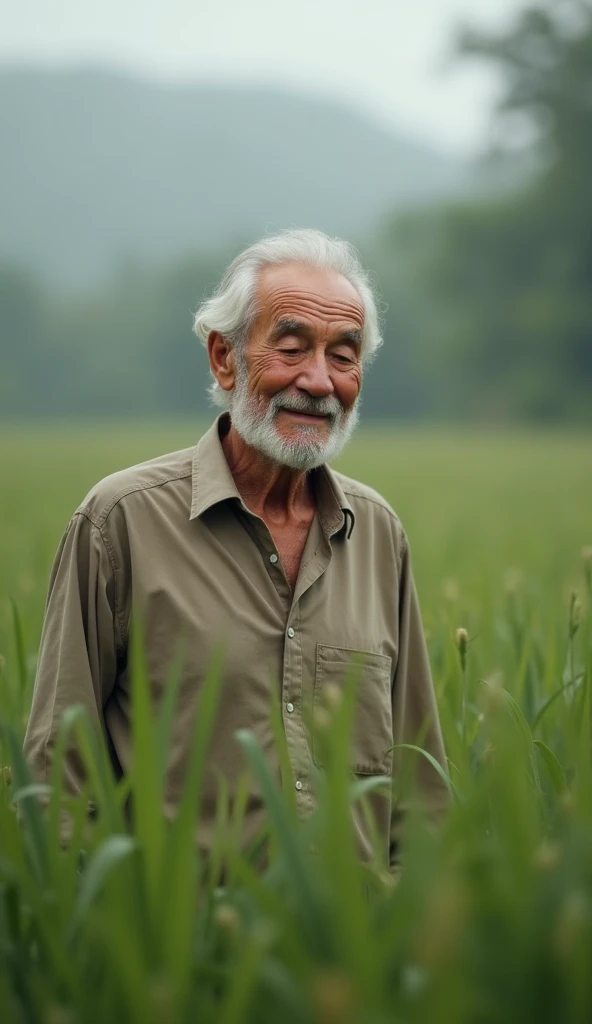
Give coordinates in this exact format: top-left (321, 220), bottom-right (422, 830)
top-left (23, 511), bottom-right (123, 793)
top-left (389, 532), bottom-right (450, 870)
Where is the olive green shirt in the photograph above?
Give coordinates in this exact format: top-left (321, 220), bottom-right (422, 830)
top-left (24, 414), bottom-right (448, 870)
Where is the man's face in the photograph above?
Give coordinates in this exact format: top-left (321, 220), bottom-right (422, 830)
top-left (228, 262), bottom-right (364, 470)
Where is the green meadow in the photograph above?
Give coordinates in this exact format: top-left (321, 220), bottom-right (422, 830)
top-left (1, 422), bottom-right (591, 1023)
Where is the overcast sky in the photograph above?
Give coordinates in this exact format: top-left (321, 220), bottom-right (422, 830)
top-left (2, 0), bottom-right (524, 155)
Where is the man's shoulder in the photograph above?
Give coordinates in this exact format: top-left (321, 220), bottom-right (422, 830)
top-left (75, 446), bottom-right (195, 527)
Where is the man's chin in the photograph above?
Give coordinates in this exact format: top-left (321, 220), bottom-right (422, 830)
top-left (274, 424), bottom-right (332, 446)
top-left (267, 433), bottom-right (328, 470)
top-left (270, 412), bottom-right (358, 469)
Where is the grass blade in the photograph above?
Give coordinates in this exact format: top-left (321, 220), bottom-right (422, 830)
top-left (533, 739), bottom-right (566, 795)
top-left (68, 834), bottom-right (137, 940)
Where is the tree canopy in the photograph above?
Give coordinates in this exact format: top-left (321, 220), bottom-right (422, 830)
top-left (385, 0), bottom-right (592, 420)
top-left (1, 1), bottom-right (591, 423)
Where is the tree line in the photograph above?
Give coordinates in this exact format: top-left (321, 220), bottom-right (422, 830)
top-left (1, 0), bottom-right (590, 423)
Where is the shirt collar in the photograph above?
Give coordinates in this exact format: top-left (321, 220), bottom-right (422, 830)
top-left (189, 413), bottom-right (356, 539)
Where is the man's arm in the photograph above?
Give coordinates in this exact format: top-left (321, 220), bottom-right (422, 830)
top-left (24, 511), bottom-right (123, 793)
top-left (389, 531), bottom-right (450, 871)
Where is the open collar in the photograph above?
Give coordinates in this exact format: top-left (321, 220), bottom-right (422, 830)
top-left (189, 413), bottom-right (356, 539)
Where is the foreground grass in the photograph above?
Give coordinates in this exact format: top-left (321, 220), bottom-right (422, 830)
top-left (0, 422), bottom-right (591, 1022)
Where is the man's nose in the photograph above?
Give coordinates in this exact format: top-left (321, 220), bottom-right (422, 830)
top-left (295, 351), bottom-right (335, 396)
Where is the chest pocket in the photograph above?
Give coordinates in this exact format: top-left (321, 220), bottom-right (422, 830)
top-left (312, 644), bottom-right (393, 775)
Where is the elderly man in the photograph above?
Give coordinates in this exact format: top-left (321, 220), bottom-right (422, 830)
top-left (24, 229), bottom-right (448, 873)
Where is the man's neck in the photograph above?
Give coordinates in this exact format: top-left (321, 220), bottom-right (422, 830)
top-left (221, 423), bottom-right (315, 526)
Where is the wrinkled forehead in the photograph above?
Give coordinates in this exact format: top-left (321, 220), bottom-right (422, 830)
top-left (255, 262), bottom-right (365, 331)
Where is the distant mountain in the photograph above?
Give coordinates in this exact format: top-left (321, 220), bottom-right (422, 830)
top-left (0, 66), bottom-right (472, 290)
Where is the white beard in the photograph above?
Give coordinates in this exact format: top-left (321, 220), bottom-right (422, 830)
top-left (228, 356), bottom-right (360, 471)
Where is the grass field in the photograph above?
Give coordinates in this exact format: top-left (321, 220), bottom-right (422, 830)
top-left (1, 421), bottom-right (591, 1022)
top-left (2, 422), bottom-right (590, 690)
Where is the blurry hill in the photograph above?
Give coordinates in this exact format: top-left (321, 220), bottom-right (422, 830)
top-left (3, 0), bottom-right (588, 429)
top-left (0, 66), bottom-right (468, 290)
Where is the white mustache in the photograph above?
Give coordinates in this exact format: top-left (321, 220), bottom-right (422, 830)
top-left (270, 392), bottom-right (343, 421)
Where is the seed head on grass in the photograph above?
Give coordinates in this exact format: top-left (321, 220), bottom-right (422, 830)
top-left (441, 577), bottom-right (459, 603)
top-left (315, 706), bottom-right (332, 732)
top-left (414, 875), bottom-right (470, 970)
top-left (323, 682), bottom-right (342, 713)
top-left (503, 568), bottom-right (524, 595)
top-left (480, 742), bottom-right (496, 764)
top-left (311, 968), bottom-right (354, 1024)
top-left (455, 627), bottom-right (470, 744)
top-left (43, 1006), bottom-right (75, 1024)
top-left (455, 628), bottom-right (469, 672)
top-left (559, 789), bottom-right (575, 816)
top-left (316, 682), bottom-right (343, 733)
top-left (481, 671), bottom-right (505, 717)
top-left (1, 765), bottom-right (11, 787)
top-left (533, 841), bottom-right (562, 873)
top-left (568, 590), bottom-right (582, 638)
top-left (553, 891), bottom-right (590, 960)
top-left (214, 903), bottom-right (241, 939)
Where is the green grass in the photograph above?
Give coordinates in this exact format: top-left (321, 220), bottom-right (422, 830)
top-left (1, 421), bottom-right (591, 1023)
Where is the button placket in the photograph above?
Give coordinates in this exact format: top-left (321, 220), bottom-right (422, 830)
top-left (282, 603), bottom-right (312, 812)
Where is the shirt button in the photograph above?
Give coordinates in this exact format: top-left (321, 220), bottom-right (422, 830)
top-left (286, 702), bottom-right (294, 713)
top-left (295, 780), bottom-right (303, 791)
top-left (287, 627), bottom-right (295, 639)
top-left (269, 553), bottom-right (278, 564)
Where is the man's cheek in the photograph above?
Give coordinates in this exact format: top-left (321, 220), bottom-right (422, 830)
top-left (339, 377), bottom-right (361, 409)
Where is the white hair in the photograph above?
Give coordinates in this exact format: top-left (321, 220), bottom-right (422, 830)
top-left (192, 228), bottom-right (383, 408)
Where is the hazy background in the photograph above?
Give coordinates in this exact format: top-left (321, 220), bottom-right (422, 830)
top-left (1, 0), bottom-right (590, 423)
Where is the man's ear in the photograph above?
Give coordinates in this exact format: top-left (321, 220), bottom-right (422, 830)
top-left (207, 331), bottom-right (236, 393)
